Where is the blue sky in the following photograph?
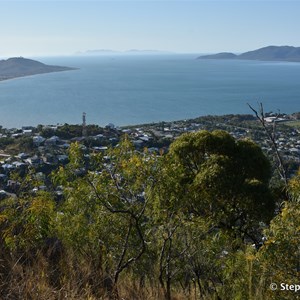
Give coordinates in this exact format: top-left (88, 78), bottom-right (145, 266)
top-left (1, 0), bottom-right (300, 57)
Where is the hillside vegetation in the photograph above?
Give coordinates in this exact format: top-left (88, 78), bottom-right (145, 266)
top-left (0, 131), bottom-right (299, 300)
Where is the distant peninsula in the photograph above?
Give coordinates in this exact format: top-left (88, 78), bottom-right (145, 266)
top-left (0, 57), bottom-right (77, 81)
top-left (198, 46), bottom-right (300, 62)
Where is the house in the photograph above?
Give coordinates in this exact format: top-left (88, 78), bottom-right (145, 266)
top-left (33, 135), bottom-right (46, 146)
top-left (59, 143), bottom-right (70, 149)
top-left (57, 155), bottom-right (69, 164)
top-left (42, 153), bottom-right (58, 164)
top-left (12, 161), bottom-right (27, 169)
top-left (132, 140), bottom-right (144, 148)
top-left (71, 137), bottom-right (85, 142)
top-left (0, 174), bottom-right (7, 179)
top-left (22, 129), bottom-right (33, 136)
top-left (93, 134), bottom-right (105, 140)
top-left (290, 148), bottom-right (300, 155)
top-left (25, 156), bottom-right (43, 167)
top-left (139, 135), bottom-right (151, 142)
top-left (92, 146), bottom-right (108, 152)
top-left (0, 190), bottom-right (10, 200)
top-left (17, 152), bottom-right (30, 160)
top-left (106, 123), bottom-right (115, 129)
top-left (45, 136), bottom-right (60, 146)
top-left (1, 164), bottom-right (15, 172)
top-left (0, 189), bottom-right (17, 200)
top-left (6, 180), bottom-right (21, 192)
top-left (147, 147), bottom-right (159, 153)
top-left (122, 129), bottom-right (132, 134)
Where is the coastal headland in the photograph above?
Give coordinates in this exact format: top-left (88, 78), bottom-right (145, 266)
top-left (198, 45), bottom-right (300, 62)
top-left (0, 57), bottom-right (77, 81)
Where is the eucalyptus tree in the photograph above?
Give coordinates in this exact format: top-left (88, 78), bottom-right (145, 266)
top-left (53, 139), bottom-right (158, 298)
top-left (149, 130), bottom-right (276, 299)
top-left (168, 130), bottom-right (275, 242)
top-left (254, 170), bottom-right (300, 300)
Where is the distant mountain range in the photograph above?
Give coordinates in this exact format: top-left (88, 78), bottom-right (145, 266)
top-left (75, 49), bottom-right (174, 55)
top-left (0, 57), bottom-right (76, 81)
top-left (198, 46), bottom-right (300, 62)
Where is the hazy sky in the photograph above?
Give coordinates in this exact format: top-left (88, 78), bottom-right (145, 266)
top-left (1, 0), bottom-right (300, 57)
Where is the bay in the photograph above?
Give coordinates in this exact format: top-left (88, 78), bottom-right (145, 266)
top-left (0, 54), bottom-right (299, 128)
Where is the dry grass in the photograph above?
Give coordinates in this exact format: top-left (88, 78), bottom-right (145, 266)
top-left (0, 248), bottom-right (201, 300)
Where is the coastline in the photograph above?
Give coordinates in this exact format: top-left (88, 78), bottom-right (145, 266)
top-left (1, 56), bottom-right (300, 128)
top-left (0, 111), bottom-right (299, 131)
top-left (0, 68), bottom-right (78, 83)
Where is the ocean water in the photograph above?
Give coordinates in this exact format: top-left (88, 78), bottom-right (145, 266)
top-left (0, 54), bottom-right (300, 128)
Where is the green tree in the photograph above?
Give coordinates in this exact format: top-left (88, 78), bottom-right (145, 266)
top-left (167, 130), bottom-right (275, 243)
top-left (53, 139), bottom-right (158, 298)
top-left (254, 170), bottom-right (300, 300)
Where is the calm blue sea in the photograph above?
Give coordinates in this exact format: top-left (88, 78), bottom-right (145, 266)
top-left (0, 54), bottom-right (300, 128)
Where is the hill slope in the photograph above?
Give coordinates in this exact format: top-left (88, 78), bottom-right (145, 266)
top-left (198, 46), bottom-right (300, 62)
top-left (0, 57), bottom-right (77, 81)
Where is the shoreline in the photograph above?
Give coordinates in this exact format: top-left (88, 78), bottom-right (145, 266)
top-left (0, 111), bottom-right (299, 131)
top-left (0, 68), bottom-right (78, 84)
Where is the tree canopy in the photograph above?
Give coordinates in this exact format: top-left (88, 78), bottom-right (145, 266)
top-left (0, 131), bottom-right (298, 300)
top-left (163, 130), bottom-right (275, 239)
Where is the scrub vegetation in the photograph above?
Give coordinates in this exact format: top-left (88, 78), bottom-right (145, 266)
top-left (0, 131), bottom-right (299, 300)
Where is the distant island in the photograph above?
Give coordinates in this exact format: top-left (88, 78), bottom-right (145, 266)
top-left (0, 57), bottom-right (77, 81)
top-left (75, 49), bottom-right (174, 55)
top-left (198, 46), bottom-right (300, 62)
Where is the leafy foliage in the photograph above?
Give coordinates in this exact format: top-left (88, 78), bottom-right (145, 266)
top-left (167, 130), bottom-right (275, 241)
top-left (0, 132), bottom-right (298, 300)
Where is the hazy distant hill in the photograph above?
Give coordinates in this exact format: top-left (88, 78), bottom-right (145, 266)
top-left (0, 57), bottom-right (77, 81)
top-left (198, 46), bottom-right (300, 62)
top-left (199, 52), bottom-right (237, 59)
top-left (76, 49), bottom-right (174, 55)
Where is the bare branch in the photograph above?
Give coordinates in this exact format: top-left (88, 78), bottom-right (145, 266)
top-left (248, 103), bottom-right (288, 186)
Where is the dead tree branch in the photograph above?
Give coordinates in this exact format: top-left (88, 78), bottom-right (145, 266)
top-left (248, 103), bottom-right (288, 186)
